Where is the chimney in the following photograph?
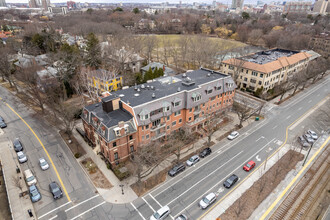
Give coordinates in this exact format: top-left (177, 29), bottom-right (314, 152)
top-left (102, 96), bottom-right (120, 113)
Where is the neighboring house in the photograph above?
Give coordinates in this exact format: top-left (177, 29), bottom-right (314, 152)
top-left (82, 68), bottom-right (236, 166)
top-left (47, 6), bottom-right (68, 15)
top-left (13, 54), bottom-right (48, 69)
top-left (309, 33), bottom-right (330, 58)
top-left (137, 19), bottom-right (156, 30)
top-left (283, 1), bottom-right (312, 13)
top-left (221, 48), bottom-right (312, 92)
top-left (141, 62), bottom-right (176, 77)
top-left (109, 47), bottom-right (145, 73)
top-left (82, 68), bottom-right (123, 94)
top-left (36, 66), bottom-right (58, 91)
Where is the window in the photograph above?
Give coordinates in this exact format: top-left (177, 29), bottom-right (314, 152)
top-left (211, 96), bottom-right (216, 101)
top-left (146, 124), bottom-right (149, 129)
top-left (194, 114), bottom-right (199, 120)
top-left (246, 70), bottom-right (248, 74)
top-left (229, 65), bottom-right (234, 70)
top-left (259, 81), bottom-right (262, 85)
top-left (250, 79), bottom-right (257, 83)
top-left (172, 121), bottom-right (176, 126)
top-left (167, 116), bottom-right (170, 121)
top-left (206, 88), bottom-right (213, 94)
top-left (174, 101), bottom-right (181, 107)
top-left (113, 142), bottom-right (117, 147)
top-left (163, 106), bottom-right (170, 112)
top-left (141, 114), bottom-right (149, 120)
top-left (240, 76), bottom-right (242, 79)
top-left (203, 103), bottom-right (205, 107)
top-left (189, 117), bottom-right (192, 121)
top-left (152, 119), bottom-right (161, 127)
top-left (174, 110), bottom-right (181, 116)
top-left (192, 93), bottom-right (202, 102)
top-left (146, 134), bottom-right (149, 139)
top-left (260, 73), bottom-right (264, 78)
top-left (189, 108), bottom-right (192, 112)
top-left (142, 126), bottom-right (144, 131)
top-left (114, 152), bottom-right (118, 160)
top-left (142, 135), bottom-right (144, 140)
top-left (179, 119), bottom-right (182, 123)
top-left (213, 104), bottom-right (215, 107)
top-left (129, 135), bottom-right (133, 140)
top-left (130, 145), bottom-right (134, 153)
top-left (115, 129), bottom-right (120, 136)
top-left (167, 126), bottom-right (170, 130)
top-left (252, 71), bottom-right (258, 76)
top-left (244, 77), bottom-right (247, 82)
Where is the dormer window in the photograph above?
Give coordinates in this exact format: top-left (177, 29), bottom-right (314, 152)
top-left (206, 86), bottom-right (213, 94)
top-left (124, 124), bottom-right (129, 133)
top-left (140, 114), bottom-right (149, 120)
top-left (192, 92), bottom-right (202, 102)
top-left (172, 98), bottom-right (182, 107)
top-left (92, 117), bottom-right (98, 127)
top-left (139, 109), bottom-right (150, 120)
top-left (174, 101), bottom-right (180, 107)
top-left (114, 127), bottom-right (121, 136)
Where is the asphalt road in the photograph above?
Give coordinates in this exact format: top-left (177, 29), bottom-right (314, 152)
top-left (0, 74), bottom-right (329, 220)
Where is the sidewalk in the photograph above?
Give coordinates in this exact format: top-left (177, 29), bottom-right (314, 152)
top-left (0, 139), bottom-right (36, 220)
top-left (202, 133), bottom-right (330, 220)
top-left (72, 111), bottom-right (258, 203)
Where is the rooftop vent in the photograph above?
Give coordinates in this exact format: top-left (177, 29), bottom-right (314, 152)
top-left (141, 84), bottom-right (145, 89)
top-left (146, 85), bottom-right (150, 89)
top-left (152, 93), bottom-right (155, 98)
top-left (186, 77), bottom-right (191, 82)
top-left (119, 94), bottom-right (125, 97)
top-left (134, 93), bottom-right (139, 97)
top-left (177, 87), bottom-right (181, 92)
top-left (182, 73), bottom-right (187, 78)
top-left (134, 84), bottom-right (138, 90)
top-left (207, 73), bottom-right (211, 77)
top-left (137, 88), bottom-right (141, 92)
top-left (95, 104), bottom-right (99, 107)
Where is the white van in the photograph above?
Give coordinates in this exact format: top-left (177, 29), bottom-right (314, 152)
top-left (24, 169), bottom-right (37, 186)
top-left (150, 206), bottom-right (170, 220)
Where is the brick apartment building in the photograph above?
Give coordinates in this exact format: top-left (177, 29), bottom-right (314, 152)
top-left (82, 68), bottom-right (236, 166)
top-left (221, 48), bottom-right (312, 92)
top-left (309, 32), bottom-right (330, 58)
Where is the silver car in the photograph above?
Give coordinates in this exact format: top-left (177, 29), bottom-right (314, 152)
top-left (307, 130), bottom-right (318, 140)
top-left (199, 192), bottom-right (217, 209)
top-left (186, 155), bottom-right (200, 166)
top-left (17, 151), bottom-right (27, 163)
top-left (227, 131), bottom-right (239, 140)
top-left (303, 134), bottom-right (314, 144)
top-left (39, 158), bottom-right (50, 170)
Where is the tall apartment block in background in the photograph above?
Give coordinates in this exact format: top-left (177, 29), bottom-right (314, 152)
top-left (82, 68), bottom-right (236, 166)
top-left (221, 48), bottom-right (312, 93)
top-left (309, 32), bottom-right (330, 57)
top-left (0, 0), bottom-right (6, 7)
top-left (232, 0), bottom-right (244, 9)
top-left (283, 1), bottom-right (312, 13)
top-left (313, 0), bottom-right (330, 15)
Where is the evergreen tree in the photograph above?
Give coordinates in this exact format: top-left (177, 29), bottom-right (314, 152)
top-left (85, 33), bottom-right (101, 69)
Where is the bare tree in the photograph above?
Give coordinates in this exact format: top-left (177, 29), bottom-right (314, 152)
top-left (0, 46), bottom-right (16, 89)
top-left (248, 29), bottom-right (263, 46)
top-left (234, 197), bottom-right (247, 219)
top-left (204, 111), bottom-right (224, 146)
top-left (232, 99), bottom-right (255, 128)
top-left (11, 175), bottom-right (23, 192)
top-left (257, 169), bottom-right (267, 201)
top-left (142, 35), bottom-right (157, 64)
top-left (274, 81), bottom-right (292, 102)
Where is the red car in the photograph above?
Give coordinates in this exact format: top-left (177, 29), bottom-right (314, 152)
top-left (243, 160), bottom-right (256, 171)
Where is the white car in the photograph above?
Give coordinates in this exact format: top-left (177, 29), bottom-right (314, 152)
top-left (150, 206), bottom-right (170, 220)
top-left (227, 131), bottom-right (239, 140)
top-left (307, 130), bottom-right (318, 140)
top-left (199, 192), bottom-right (217, 209)
top-left (39, 158), bottom-right (49, 170)
top-left (17, 151), bottom-right (27, 163)
top-left (24, 169), bottom-right (37, 186)
top-left (186, 155), bottom-right (200, 166)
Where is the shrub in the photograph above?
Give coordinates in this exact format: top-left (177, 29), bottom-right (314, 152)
top-left (74, 152), bottom-right (81, 158)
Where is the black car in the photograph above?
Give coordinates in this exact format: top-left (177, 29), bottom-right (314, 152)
top-left (49, 182), bottom-right (63, 199)
top-left (199, 148), bottom-right (212, 158)
top-left (168, 163), bottom-right (185, 177)
top-left (0, 116), bottom-right (4, 122)
top-left (298, 136), bottom-right (310, 148)
top-left (0, 120), bottom-right (6, 128)
top-left (223, 174), bottom-right (238, 188)
top-left (13, 138), bottom-right (23, 152)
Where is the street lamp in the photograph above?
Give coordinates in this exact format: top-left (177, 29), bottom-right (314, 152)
top-left (259, 136), bottom-right (271, 170)
top-left (302, 143), bottom-right (313, 167)
top-left (119, 184), bottom-right (124, 195)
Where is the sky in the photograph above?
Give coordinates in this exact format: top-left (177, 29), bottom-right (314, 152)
top-left (5, 0), bottom-right (276, 4)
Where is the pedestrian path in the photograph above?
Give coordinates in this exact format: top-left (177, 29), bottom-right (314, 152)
top-left (0, 140), bottom-right (36, 220)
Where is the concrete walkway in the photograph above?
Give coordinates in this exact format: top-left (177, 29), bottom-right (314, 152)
top-left (0, 139), bottom-right (37, 220)
top-left (72, 111), bottom-right (257, 203)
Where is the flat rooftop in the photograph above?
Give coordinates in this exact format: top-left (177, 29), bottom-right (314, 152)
top-left (240, 48), bottom-right (299, 65)
top-left (111, 68), bottom-right (227, 107)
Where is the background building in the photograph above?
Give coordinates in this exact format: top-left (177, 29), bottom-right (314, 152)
top-left (313, 0), bottom-right (330, 15)
top-left (283, 1), bottom-right (312, 13)
top-left (82, 68), bottom-right (236, 166)
top-left (0, 0), bottom-right (6, 7)
top-left (232, 0), bottom-right (244, 9)
top-left (221, 48), bottom-right (312, 92)
top-left (309, 32), bottom-right (330, 58)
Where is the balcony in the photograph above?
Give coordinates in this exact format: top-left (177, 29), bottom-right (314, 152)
top-left (194, 108), bottom-right (201, 115)
top-left (187, 116), bottom-right (206, 126)
top-left (151, 132), bottom-right (166, 141)
top-left (150, 123), bottom-right (166, 131)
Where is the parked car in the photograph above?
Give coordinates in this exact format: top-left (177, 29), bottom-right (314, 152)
top-left (227, 131), bottom-right (239, 140)
top-left (150, 205), bottom-right (170, 220)
top-left (168, 163), bottom-right (185, 177)
top-left (199, 148), bottom-right (212, 158)
top-left (39, 158), bottom-right (49, 170)
top-left (307, 130), bottom-right (318, 140)
top-left (175, 214), bottom-right (188, 220)
top-left (17, 151), bottom-right (27, 163)
top-left (13, 138), bottom-right (23, 152)
top-left (298, 136), bottom-right (311, 148)
top-left (49, 181), bottom-right (63, 199)
top-left (303, 134), bottom-right (315, 144)
top-left (29, 185), bottom-right (41, 203)
top-left (199, 192), bottom-right (217, 209)
top-left (186, 155), bottom-right (200, 166)
top-left (0, 120), bottom-right (6, 128)
top-left (0, 116), bottom-right (4, 122)
top-left (24, 169), bottom-right (37, 186)
top-left (223, 174), bottom-right (239, 188)
top-left (243, 161), bottom-right (256, 172)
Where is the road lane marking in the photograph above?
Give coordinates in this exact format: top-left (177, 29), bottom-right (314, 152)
top-left (49, 215), bottom-right (58, 220)
top-left (272, 125), bottom-right (278, 129)
top-left (198, 96), bottom-right (330, 220)
top-left (69, 201), bottom-right (106, 220)
top-left (298, 107), bottom-right (302, 111)
top-left (65, 194), bottom-right (100, 212)
top-left (38, 201), bottom-right (72, 219)
top-left (256, 155), bottom-right (261, 161)
top-left (260, 136), bottom-right (330, 219)
top-left (308, 100), bottom-right (312, 103)
top-left (286, 115), bottom-right (291, 119)
top-left (256, 136), bottom-right (264, 142)
top-left (149, 194), bottom-right (163, 207)
top-left (317, 93), bottom-right (320, 96)
top-left (166, 151), bottom-right (244, 206)
top-left (131, 202), bottom-right (146, 220)
top-left (142, 197), bottom-right (156, 212)
top-left (2, 101), bottom-right (71, 202)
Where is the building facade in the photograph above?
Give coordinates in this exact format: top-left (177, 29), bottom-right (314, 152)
top-left (313, 0), bottom-right (330, 15)
top-left (232, 0), bottom-right (244, 9)
top-left (309, 33), bottom-right (330, 58)
top-left (82, 68), bottom-right (236, 166)
top-left (0, 0), bottom-right (6, 7)
top-left (283, 1), bottom-right (312, 13)
top-left (221, 48), bottom-right (311, 92)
